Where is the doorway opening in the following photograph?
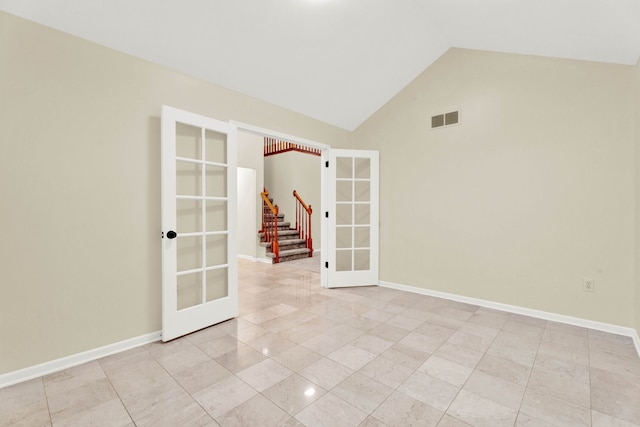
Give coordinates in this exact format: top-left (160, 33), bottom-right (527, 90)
top-left (234, 122), bottom-right (329, 289)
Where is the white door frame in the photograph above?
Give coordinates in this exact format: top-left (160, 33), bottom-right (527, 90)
top-left (231, 121), bottom-right (330, 288)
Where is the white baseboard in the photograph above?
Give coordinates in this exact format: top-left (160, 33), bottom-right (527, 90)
top-left (380, 280), bottom-right (640, 359)
top-left (0, 331), bottom-right (161, 389)
top-left (633, 330), bottom-right (640, 358)
top-left (6, 282), bottom-right (636, 390)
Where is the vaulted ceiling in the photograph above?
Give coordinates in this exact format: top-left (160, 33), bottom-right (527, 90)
top-left (1, 0), bottom-right (639, 130)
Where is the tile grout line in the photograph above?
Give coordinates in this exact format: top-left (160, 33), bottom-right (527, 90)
top-left (435, 311), bottom-right (504, 425)
top-left (147, 343), bottom-right (220, 426)
top-left (97, 359), bottom-right (137, 427)
top-left (41, 377), bottom-right (54, 427)
top-left (512, 320), bottom-right (545, 426)
top-left (261, 285), bottom-right (402, 424)
top-left (9, 258), bottom-right (637, 426)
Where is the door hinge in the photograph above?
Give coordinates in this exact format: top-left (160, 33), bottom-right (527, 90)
top-left (325, 161), bottom-right (329, 168)
top-left (325, 261), bottom-right (329, 269)
top-left (161, 231), bottom-right (164, 239)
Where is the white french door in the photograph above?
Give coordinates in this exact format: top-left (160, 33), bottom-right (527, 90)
top-left (326, 149), bottom-right (379, 288)
top-left (161, 106), bottom-right (237, 341)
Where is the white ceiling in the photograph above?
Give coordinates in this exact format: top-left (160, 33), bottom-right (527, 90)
top-left (1, 0), bottom-right (639, 131)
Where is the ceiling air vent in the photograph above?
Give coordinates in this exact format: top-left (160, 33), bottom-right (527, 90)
top-left (431, 110), bottom-right (459, 129)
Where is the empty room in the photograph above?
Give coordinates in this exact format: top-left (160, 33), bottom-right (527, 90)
top-left (1, 1), bottom-right (640, 426)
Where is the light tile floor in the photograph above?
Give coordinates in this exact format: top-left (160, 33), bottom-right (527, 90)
top-left (2, 258), bottom-right (640, 426)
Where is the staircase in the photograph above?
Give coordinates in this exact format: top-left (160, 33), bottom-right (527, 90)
top-left (259, 189), bottom-right (313, 264)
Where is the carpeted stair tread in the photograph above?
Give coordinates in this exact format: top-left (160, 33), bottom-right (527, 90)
top-left (265, 248), bottom-right (311, 258)
top-left (259, 195), bottom-right (313, 264)
top-left (260, 238), bottom-right (306, 248)
top-left (258, 229), bottom-right (298, 238)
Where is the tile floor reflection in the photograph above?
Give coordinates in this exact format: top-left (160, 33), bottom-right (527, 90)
top-left (2, 257), bottom-right (640, 426)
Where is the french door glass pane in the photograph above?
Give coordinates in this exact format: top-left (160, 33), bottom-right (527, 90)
top-left (205, 165), bottom-right (227, 197)
top-left (354, 204), bottom-right (370, 225)
top-left (176, 161), bottom-right (201, 197)
top-left (336, 250), bottom-right (352, 271)
top-left (177, 272), bottom-right (201, 310)
top-left (354, 181), bottom-right (370, 202)
top-left (336, 181), bottom-right (352, 201)
top-left (336, 157), bottom-right (352, 179)
top-left (336, 227), bottom-right (352, 248)
top-left (354, 158), bottom-right (370, 179)
top-left (206, 234), bottom-right (228, 266)
top-left (354, 227), bottom-right (370, 247)
top-left (205, 129), bottom-right (227, 163)
top-left (177, 236), bottom-right (201, 272)
top-left (336, 204), bottom-right (352, 225)
top-left (176, 123), bottom-right (201, 160)
top-left (206, 267), bottom-right (229, 302)
top-left (177, 199), bottom-right (201, 233)
top-left (354, 250), bottom-right (370, 271)
top-left (206, 200), bottom-right (227, 232)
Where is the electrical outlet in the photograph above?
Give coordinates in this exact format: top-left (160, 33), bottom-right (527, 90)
top-left (583, 278), bottom-right (595, 292)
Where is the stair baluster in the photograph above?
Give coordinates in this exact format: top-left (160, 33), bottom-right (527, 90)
top-left (258, 188), bottom-right (313, 263)
top-left (293, 190), bottom-right (313, 257)
top-left (260, 188), bottom-right (279, 263)
top-left (263, 137), bottom-right (321, 157)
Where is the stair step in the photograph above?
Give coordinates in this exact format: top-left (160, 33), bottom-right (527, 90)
top-left (258, 229), bottom-right (298, 239)
top-left (266, 248), bottom-right (311, 263)
top-left (262, 225), bottom-right (290, 231)
top-left (280, 239), bottom-right (306, 246)
top-left (262, 221), bottom-right (291, 228)
top-left (260, 193), bottom-right (310, 264)
top-left (263, 213), bottom-right (285, 220)
top-left (261, 239), bottom-right (306, 249)
top-left (274, 229), bottom-right (298, 236)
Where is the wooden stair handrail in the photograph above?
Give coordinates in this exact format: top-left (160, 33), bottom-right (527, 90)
top-left (261, 189), bottom-right (278, 216)
top-left (293, 190), bottom-right (312, 215)
top-left (260, 188), bottom-right (279, 263)
top-left (293, 189), bottom-right (313, 257)
top-left (264, 137), bottom-right (321, 157)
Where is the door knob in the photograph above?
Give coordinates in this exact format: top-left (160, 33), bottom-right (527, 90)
top-left (167, 230), bottom-right (177, 239)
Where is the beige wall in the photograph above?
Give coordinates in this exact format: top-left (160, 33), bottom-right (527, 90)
top-left (237, 132), bottom-right (265, 258)
top-left (264, 152), bottom-right (322, 251)
top-left (0, 11), bottom-right (349, 374)
top-left (353, 48), bottom-right (637, 327)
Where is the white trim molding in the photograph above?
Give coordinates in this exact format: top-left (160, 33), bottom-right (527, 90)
top-left (0, 331), bottom-right (161, 389)
top-left (633, 330), bottom-right (640, 358)
top-left (230, 121), bottom-right (330, 151)
top-left (380, 280), bottom-right (640, 359)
